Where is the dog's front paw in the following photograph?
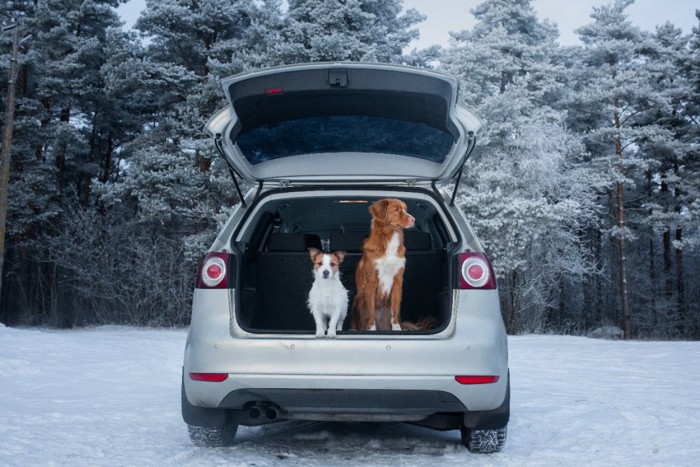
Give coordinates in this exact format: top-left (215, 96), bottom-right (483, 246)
top-left (392, 323), bottom-right (402, 331)
top-left (326, 329), bottom-right (336, 338)
top-left (315, 330), bottom-right (325, 338)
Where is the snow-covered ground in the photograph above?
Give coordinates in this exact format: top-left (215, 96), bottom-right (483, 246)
top-left (1, 324), bottom-right (699, 466)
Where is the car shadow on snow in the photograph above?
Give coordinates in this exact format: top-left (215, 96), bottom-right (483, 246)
top-left (222, 420), bottom-right (463, 459)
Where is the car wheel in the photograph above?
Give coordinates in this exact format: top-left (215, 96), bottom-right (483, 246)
top-left (188, 423), bottom-right (238, 447)
top-left (460, 425), bottom-right (507, 453)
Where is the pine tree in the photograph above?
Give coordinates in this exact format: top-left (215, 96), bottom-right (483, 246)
top-left (663, 11), bottom-right (700, 337)
top-left (440, 0), bottom-right (600, 333)
top-left (0, 0), bottom-right (144, 325)
top-left (124, 0), bottom-right (282, 219)
top-left (274, 0), bottom-right (424, 64)
top-left (568, 0), bottom-right (681, 338)
top-left (86, 1), bottom-right (285, 323)
top-left (633, 22), bottom-right (694, 336)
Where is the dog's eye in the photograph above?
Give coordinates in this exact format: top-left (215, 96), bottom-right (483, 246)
top-left (330, 262), bottom-right (337, 267)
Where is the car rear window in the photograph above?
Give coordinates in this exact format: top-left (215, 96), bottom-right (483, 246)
top-left (235, 116), bottom-right (454, 165)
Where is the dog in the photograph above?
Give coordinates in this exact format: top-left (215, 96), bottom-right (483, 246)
top-left (307, 248), bottom-right (349, 338)
top-left (351, 198), bottom-right (415, 331)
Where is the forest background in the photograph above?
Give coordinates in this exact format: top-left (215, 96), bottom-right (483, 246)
top-left (0, 0), bottom-right (698, 339)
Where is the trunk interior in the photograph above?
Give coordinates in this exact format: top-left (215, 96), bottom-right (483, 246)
top-left (233, 194), bottom-right (454, 335)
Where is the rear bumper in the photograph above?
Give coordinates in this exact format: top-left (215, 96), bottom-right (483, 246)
top-left (182, 374), bottom-right (510, 430)
top-left (183, 369), bottom-right (509, 413)
top-left (220, 388), bottom-right (466, 414)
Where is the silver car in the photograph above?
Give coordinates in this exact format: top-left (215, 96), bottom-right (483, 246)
top-left (181, 63), bottom-right (509, 453)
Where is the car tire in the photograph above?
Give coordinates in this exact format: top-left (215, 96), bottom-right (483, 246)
top-left (460, 425), bottom-right (507, 453)
top-left (187, 423), bottom-right (238, 447)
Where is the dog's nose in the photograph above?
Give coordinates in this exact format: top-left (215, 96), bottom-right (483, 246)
top-left (323, 270), bottom-right (330, 279)
top-left (407, 215), bottom-right (415, 227)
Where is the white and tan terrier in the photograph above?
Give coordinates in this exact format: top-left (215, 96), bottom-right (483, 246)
top-left (307, 248), bottom-right (349, 338)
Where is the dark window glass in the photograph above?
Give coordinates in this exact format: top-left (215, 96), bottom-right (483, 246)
top-left (236, 116), bottom-right (454, 165)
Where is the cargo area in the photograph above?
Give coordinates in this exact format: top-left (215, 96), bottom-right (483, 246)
top-left (233, 194), bottom-right (455, 334)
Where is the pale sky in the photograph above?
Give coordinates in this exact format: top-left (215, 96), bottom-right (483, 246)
top-left (118, 0), bottom-right (699, 47)
top-left (402, 0), bottom-right (698, 47)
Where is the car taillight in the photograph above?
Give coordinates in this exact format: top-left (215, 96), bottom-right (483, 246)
top-left (196, 253), bottom-right (230, 289)
top-left (455, 375), bottom-right (500, 385)
top-left (457, 253), bottom-right (497, 289)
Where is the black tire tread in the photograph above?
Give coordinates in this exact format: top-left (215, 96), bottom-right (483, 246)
top-left (188, 423), bottom-right (238, 447)
top-left (461, 425), bottom-right (507, 453)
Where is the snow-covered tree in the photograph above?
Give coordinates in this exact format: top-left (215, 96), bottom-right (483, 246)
top-left (441, 0), bottom-right (600, 333)
top-left (1, 0), bottom-right (698, 334)
top-left (628, 22), bottom-right (699, 337)
top-left (568, 0), bottom-right (679, 338)
top-left (273, 0), bottom-right (424, 63)
top-left (104, 0), bottom-right (282, 256)
top-left (77, 0), bottom-right (286, 324)
top-left (0, 0), bottom-right (145, 325)
top-left (646, 11), bottom-right (700, 338)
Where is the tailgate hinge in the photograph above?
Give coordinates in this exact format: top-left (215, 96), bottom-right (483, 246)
top-left (406, 179), bottom-right (417, 187)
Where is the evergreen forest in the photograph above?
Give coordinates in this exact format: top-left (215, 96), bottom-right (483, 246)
top-left (1, 0), bottom-right (698, 339)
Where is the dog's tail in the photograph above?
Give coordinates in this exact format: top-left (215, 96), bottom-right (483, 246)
top-left (400, 316), bottom-right (439, 331)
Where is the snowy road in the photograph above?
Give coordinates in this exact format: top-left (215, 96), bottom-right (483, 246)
top-left (1, 325), bottom-right (699, 466)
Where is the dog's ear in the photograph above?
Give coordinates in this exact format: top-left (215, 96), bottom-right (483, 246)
top-left (308, 247), bottom-right (320, 260)
top-left (369, 199), bottom-right (389, 221)
top-left (333, 250), bottom-right (346, 263)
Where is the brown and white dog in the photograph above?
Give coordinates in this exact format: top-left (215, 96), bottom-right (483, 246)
top-left (351, 198), bottom-right (415, 331)
top-left (307, 248), bottom-right (349, 338)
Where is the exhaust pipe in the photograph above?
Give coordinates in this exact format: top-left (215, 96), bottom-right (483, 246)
top-left (248, 406), bottom-right (262, 419)
top-left (247, 403), bottom-right (280, 421)
top-left (265, 407), bottom-right (278, 420)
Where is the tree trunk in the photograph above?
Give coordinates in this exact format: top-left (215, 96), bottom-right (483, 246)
top-left (100, 132), bottom-right (114, 183)
top-left (499, 270), bottom-right (520, 334)
top-left (616, 180), bottom-right (631, 338)
top-left (613, 112), bottom-right (631, 339)
top-left (659, 178), bottom-right (673, 304)
top-left (675, 226), bottom-right (685, 335)
top-left (649, 238), bottom-right (657, 329)
top-left (0, 24), bottom-right (20, 306)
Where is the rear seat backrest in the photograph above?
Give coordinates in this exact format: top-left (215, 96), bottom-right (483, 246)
top-left (254, 233), bottom-right (323, 332)
top-left (253, 230), bottom-right (439, 332)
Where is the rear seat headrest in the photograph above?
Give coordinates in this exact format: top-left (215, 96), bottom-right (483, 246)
top-left (330, 231), bottom-right (368, 252)
top-left (267, 233), bottom-right (322, 252)
top-left (329, 230), bottom-right (432, 251)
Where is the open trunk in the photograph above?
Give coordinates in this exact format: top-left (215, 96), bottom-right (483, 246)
top-left (207, 62), bottom-right (481, 185)
top-left (232, 192), bottom-right (455, 335)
